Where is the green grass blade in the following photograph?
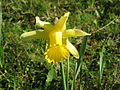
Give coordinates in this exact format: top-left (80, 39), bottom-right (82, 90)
top-left (0, 46), bottom-right (4, 68)
top-left (75, 36), bottom-right (88, 79)
top-left (71, 63), bottom-right (77, 90)
top-left (98, 46), bottom-right (105, 90)
top-left (60, 62), bottom-right (66, 90)
top-left (14, 78), bottom-right (16, 90)
top-left (0, 3), bottom-right (4, 68)
top-left (71, 36), bottom-right (88, 90)
top-left (66, 58), bottom-right (69, 90)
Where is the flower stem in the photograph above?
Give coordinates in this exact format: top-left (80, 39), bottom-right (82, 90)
top-left (60, 61), bottom-right (66, 90)
top-left (66, 58), bottom-right (69, 90)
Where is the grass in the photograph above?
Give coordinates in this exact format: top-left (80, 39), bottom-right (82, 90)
top-left (1, 0), bottom-right (120, 89)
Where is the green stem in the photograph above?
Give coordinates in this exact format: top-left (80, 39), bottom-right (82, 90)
top-left (71, 63), bottom-right (77, 90)
top-left (60, 61), bottom-right (66, 90)
top-left (66, 58), bottom-right (69, 90)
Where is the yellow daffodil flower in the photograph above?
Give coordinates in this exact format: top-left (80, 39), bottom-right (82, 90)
top-left (20, 12), bottom-right (90, 63)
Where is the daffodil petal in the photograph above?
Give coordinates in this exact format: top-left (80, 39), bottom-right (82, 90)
top-left (54, 12), bottom-right (70, 32)
top-left (20, 30), bottom-right (49, 40)
top-left (49, 32), bottom-right (62, 47)
top-left (36, 16), bottom-right (53, 31)
top-left (66, 39), bottom-right (79, 59)
top-left (63, 29), bottom-right (91, 37)
top-left (45, 45), bottom-right (70, 63)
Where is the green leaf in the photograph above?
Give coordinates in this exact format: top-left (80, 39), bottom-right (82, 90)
top-left (46, 68), bottom-right (57, 83)
top-left (75, 36), bottom-right (88, 79)
top-left (60, 62), bottom-right (67, 90)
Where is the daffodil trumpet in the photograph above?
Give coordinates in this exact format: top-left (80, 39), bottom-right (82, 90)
top-left (20, 12), bottom-right (90, 63)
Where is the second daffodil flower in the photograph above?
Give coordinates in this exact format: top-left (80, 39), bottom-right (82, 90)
top-left (20, 12), bottom-right (90, 63)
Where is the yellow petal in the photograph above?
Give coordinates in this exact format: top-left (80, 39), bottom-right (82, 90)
top-left (66, 39), bottom-right (79, 59)
top-left (36, 16), bottom-right (53, 31)
top-left (45, 45), bottom-right (70, 63)
top-left (49, 32), bottom-right (62, 47)
top-left (20, 30), bottom-right (49, 40)
top-left (63, 29), bottom-right (91, 37)
top-left (53, 12), bottom-right (70, 32)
